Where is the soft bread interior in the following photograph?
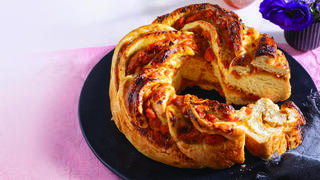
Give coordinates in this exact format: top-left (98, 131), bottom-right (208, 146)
top-left (236, 98), bottom-right (304, 159)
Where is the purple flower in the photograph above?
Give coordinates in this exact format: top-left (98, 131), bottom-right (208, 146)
top-left (298, 0), bottom-right (316, 4)
top-left (260, 0), bottom-right (313, 31)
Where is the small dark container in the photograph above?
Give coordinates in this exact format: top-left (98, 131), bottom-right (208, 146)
top-left (284, 22), bottom-right (320, 51)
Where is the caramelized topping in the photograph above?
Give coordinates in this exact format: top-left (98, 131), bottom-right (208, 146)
top-left (126, 40), bottom-right (167, 75)
top-left (172, 5), bottom-right (244, 54)
top-left (178, 122), bottom-right (226, 145)
top-left (204, 47), bottom-right (216, 62)
top-left (140, 97), bottom-right (173, 148)
top-left (145, 108), bottom-right (156, 120)
top-left (256, 34), bottom-right (276, 58)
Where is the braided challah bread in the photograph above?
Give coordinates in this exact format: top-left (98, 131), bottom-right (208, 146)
top-left (109, 3), bottom-right (305, 169)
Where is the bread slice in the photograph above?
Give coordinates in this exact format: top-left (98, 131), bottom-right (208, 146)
top-left (236, 98), bottom-right (305, 159)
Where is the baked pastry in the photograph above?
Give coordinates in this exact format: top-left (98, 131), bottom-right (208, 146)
top-left (236, 98), bottom-right (305, 160)
top-left (109, 3), bottom-right (304, 169)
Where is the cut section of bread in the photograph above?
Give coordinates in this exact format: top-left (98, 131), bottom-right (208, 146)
top-left (236, 98), bottom-right (305, 160)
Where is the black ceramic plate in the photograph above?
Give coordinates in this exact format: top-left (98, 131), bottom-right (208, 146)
top-left (78, 49), bottom-right (317, 180)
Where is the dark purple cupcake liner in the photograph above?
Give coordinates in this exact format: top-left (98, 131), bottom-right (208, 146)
top-left (284, 22), bottom-right (320, 51)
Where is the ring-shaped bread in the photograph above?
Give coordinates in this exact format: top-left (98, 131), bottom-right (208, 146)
top-left (109, 3), bottom-right (305, 169)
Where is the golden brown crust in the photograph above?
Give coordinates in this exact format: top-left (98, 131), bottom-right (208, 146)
top-left (251, 34), bottom-right (290, 77)
top-left (280, 101), bottom-right (305, 149)
top-left (166, 99), bottom-right (245, 169)
top-left (255, 33), bottom-right (277, 58)
top-left (153, 3), bottom-right (244, 56)
top-left (110, 3), bottom-right (304, 169)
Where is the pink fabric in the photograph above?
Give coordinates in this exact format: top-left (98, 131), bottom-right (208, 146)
top-left (1, 46), bottom-right (119, 180)
top-left (1, 44), bottom-right (319, 179)
top-left (278, 44), bottom-right (320, 90)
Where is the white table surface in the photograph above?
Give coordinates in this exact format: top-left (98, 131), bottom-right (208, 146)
top-left (2, 0), bottom-right (285, 54)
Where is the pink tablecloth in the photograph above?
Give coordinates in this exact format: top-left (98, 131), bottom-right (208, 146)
top-left (1, 45), bottom-right (319, 179)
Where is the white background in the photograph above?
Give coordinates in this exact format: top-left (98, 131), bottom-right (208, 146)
top-left (1, 0), bottom-right (284, 54)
